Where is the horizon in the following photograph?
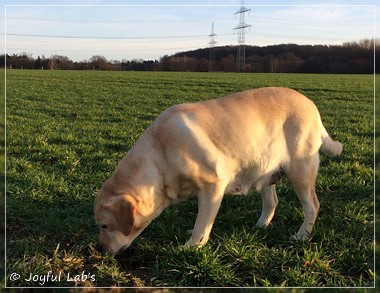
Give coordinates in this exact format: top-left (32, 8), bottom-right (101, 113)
top-left (3, 39), bottom-right (375, 63)
top-left (2, 1), bottom-right (377, 62)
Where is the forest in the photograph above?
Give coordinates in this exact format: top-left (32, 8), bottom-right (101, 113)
top-left (1, 39), bottom-right (377, 73)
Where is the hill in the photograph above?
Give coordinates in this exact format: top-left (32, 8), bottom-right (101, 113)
top-left (165, 40), bottom-right (375, 73)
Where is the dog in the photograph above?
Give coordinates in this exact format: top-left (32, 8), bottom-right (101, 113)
top-left (94, 87), bottom-right (342, 254)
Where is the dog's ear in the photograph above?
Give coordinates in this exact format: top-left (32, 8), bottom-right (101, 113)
top-left (114, 195), bottom-right (136, 236)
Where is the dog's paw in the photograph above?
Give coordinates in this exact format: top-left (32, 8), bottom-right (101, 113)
top-left (180, 241), bottom-right (199, 251)
top-left (181, 240), bottom-right (192, 250)
top-left (255, 221), bottom-right (272, 228)
top-left (290, 233), bottom-right (311, 241)
top-left (180, 236), bottom-right (207, 250)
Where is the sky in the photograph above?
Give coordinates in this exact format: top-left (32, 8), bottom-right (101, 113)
top-left (1, 0), bottom-right (378, 62)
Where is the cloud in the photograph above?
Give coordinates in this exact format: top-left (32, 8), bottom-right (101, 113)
top-left (268, 5), bottom-right (372, 24)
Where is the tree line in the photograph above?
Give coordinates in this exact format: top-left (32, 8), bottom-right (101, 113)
top-left (1, 54), bottom-right (159, 71)
top-left (1, 39), bottom-right (377, 73)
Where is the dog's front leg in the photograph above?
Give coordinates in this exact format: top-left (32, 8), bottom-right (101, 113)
top-left (184, 184), bottom-right (224, 248)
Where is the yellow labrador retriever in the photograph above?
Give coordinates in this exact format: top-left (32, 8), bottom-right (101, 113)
top-left (94, 87), bottom-right (342, 254)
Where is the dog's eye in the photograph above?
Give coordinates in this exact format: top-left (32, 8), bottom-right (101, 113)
top-left (101, 225), bottom-right (108, 229)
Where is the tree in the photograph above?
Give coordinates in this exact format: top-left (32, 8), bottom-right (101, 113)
top-left (49, 55), bottom-right (73, 70)
top-left (8, 53), bottom-right (34, 69)
top-left (218, 54), bottom-right (235, 72)
top-left (89, 55), bottom-right (108, 70)
top-left (34, 56), bottom-right (42, 69)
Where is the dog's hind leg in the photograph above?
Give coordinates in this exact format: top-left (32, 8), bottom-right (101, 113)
top-left (184, 182), bottom-right (226, 248)
top-left (288, 155), bottom-right (320, 240)
top-left (256, 185), bottom-right (278, 227)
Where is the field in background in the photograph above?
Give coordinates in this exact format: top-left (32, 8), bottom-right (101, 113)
top-left (5, 70), bottom-right (374, 287)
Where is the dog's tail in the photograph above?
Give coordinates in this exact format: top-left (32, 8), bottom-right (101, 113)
top-left (320, 123), bottom-right (343, 156)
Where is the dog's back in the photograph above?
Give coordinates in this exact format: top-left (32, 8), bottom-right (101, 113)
top-left (149, 87), bottom-right (340, 191)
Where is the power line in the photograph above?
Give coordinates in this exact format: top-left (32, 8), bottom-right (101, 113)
top-left (7, 45), bottom-right (204, 53)
top-left (252, 16), bottom-right (371, 27)
top-left (5, 13), bottom-right (372, 27)
top-left (5, 33), bottom-right (211, 40)
top-left (6, 16), bottom-right (161, 24)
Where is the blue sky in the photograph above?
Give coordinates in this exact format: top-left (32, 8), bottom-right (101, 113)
top-left (1, 0), bottom-right (378, 61)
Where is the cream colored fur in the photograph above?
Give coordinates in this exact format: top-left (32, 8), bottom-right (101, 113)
top-left (94, 87), bottom-right (342, 254)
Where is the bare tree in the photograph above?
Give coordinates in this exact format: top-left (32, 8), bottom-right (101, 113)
top-left (89, 55), bottom-right (108, 70)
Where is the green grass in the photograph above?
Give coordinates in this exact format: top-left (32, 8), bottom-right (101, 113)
top-left (0, 68), bottom-right (5, 287)
top-left (4, 70), bottom-right (374, 288)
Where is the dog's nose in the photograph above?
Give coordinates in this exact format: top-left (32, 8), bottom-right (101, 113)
top-left (95, 242), bottom-right (104, 254)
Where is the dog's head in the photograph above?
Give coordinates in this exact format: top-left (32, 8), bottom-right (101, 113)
top-left (94, 184), bottom-right (150, 254)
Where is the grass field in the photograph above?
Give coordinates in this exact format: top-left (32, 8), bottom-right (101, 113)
top-left (4, 70), bottom-right (374, 288)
